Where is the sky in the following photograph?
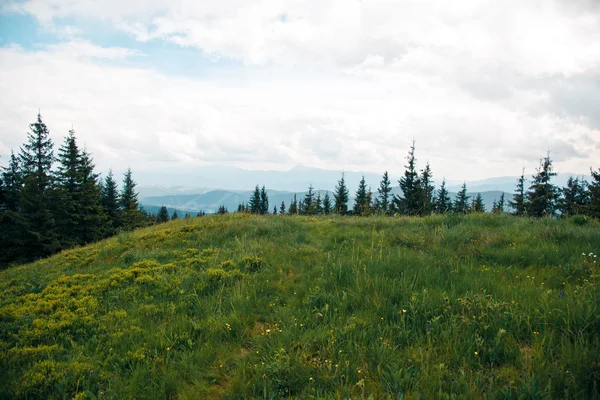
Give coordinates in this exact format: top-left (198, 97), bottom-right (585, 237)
top-left (0, 0), bottom-right (599, 182)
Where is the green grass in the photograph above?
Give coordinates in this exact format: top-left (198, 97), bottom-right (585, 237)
top-left (1, 214), bottom-right (599, 399)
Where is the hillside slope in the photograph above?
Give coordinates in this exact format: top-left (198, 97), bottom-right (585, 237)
top-left (1, 214), bottom-right (599, 399)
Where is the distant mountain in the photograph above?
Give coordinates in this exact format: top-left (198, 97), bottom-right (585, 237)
top-left (140, 204), bottom-right (190, 217)
top-left (446, 173), bottom-right (586, 193)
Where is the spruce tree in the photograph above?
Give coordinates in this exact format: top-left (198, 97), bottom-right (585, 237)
top-left (288, 194), bottom-right (298, 215)
top-left (334, 173), bottom-right (349, 215)
top-left (526, 154), bottom-right (558, 217)
top-left (394, 141), bottom-right (423, 216)
top-left (453, 183), bottom-right (470, 214)
top-left (353, 175), bottom-right (369, 216)
top-left (78, 147), bottom-right (106, 243)
top-left (377, 171), bottom-right (392, 215)
top-left (19, 112), bottom-right (59, 258)
top-left (558, 177), bottom-right (588, 217)
top-left (1, 150), bottom-right (21, 212)
top-left (120, 168), bottom-right (144, 230)
top-left (171, 210), bottom-right (179, 220)
top-left (280, 201), bottom-right (286, 215)
top-left (509, 169), bottom-right (527, 216)
top-left (260, 186), bottom-right (269, 215)
top-left (273, 206), bottom-right (277, 215)
top-left (434, 179), bottom-right (452, 213)
top-left (101, 170), bottom-right (121, 233)
top-left (303, 185), bottom-right (316, 215)
top-left (472, 193), bottom-right (486, 213)
top-left (492, 193), bottom-right (506, 214)
top-left (586, 168), bottom-right (600, 219)
top-left (323, 192), bottom-right (332, 214)
top-left (0, 150), bottom-right (24, 265)
top-left (56, 130), bottom-right (82, 247)
top-left (315, 192), bottom-right (323, 215)
top-left (157, 205), bottom-right (169, 223)
top-left (420, 162), bottom-right (435, 215)
top-left (248, 185), bottom-right (261, 214)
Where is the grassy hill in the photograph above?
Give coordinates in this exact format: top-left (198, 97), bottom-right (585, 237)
top-left (1, 214), bottom-right (599, 399)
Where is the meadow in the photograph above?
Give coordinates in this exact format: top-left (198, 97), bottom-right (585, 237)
top-left (0, 213), bottom-right (599, 399)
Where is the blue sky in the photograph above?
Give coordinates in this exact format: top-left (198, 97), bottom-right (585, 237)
top-left (0, 0), bottom-right (599, 183)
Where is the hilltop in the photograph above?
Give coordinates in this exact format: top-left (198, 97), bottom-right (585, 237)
top-left (1, 214), bottom-right (599, 399)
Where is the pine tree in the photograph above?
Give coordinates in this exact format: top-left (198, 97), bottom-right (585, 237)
top-left (394, 141), bottom-right (423, 216)
top-left (453, 183), bottom-right (470, 214)
top-left (280, 201), bottom-right (286, 215)
top-left (585, 168), bottom-right (600, 219)
top-left (288, 194), bottom-right (298, 215)
top-left (334, 173), bottom-right (349, 215)
top-left (1, 150), bottom-right (21, 212)
top-left (434, 179), bottom-right (452, 213)
top-left (492, 193), bottom-right (506, 214)
top-left (120, 168), bottom-right (144, 230)
top-left (472, 193), bottom-right (486, 213)
top-left (303, 185), bottom-right (316, 215)
top-left (101, 170), bottom-right (121, 233)
top-left (558, 177), bottom-right (588, 217)
top-left (315, 192), bottom-right (323, 215)
top-left (323, 192), bottom-right (332, 214)
top-left (56, 130), bottom-right (82, 247)
top-left (0, 150), bottom-right (24, 265)
top-left (420, 162), bottom-right (435, 215)
top-left (260, 186), bottom-right (269, 215)
top-left (273, 206), bottom-right (277, 215)
top-left (248, 185), bottom-right (261, 214)
top-left (509, 169), bottom-right (527, 216)
top-left (19, 112), bottom-right (59, 258)
top-left (217, 205), bottom-right (228, 214)
top-left (526, 154), bottom-right (558, 217)
top-left (157, 206), bottom-right (169, 223)
top-left (377, 171), bottom-right (392, 215)
top-left (354, 175), bottom-right (369, 216)
top-left (171, 210), bottom-right (179, 220)
top-left (78, 148), bottom-right (106, 243)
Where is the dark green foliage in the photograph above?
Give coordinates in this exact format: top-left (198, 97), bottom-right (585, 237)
top-left (334, 173), bottom-right (349, 215)
top-left (435, 178), bottom-right (452, 213)
top-left (376, 171), bottom-right (392, 214)
top-left (558, 177), bottom-right (588, 217)
top-left (509, 169), bottom-right (527, 216)
top-left (279, 201), bottom-right (286, 215)
top-left (453, 182), bottom-right (470, 214)
top-left (273, 206), bottom-right (277, 215)
top-left (100, 170), bottom-right (121, 233)
top-left (1, 150), bottom-right (22, 211)
top-left (0, 150), bottom-right (24, 264)
top-left (171, 210), bottom-right (179, 220)
top-left (18, 112), bottom-right (59, 259)
top-left (248, 185), bottom-right (261, 214)
top-left (76, 149), bottom-right (106, 244)
top-left (157, 206), bottom-right (169, 223)
top-left (587, 168), bottom-right (600, 219)
top-left (394, 141), bottom-right (424, 216)
top-left (492, 193), bottom-right (506, 214)
top-left (315, 192), bottom-right (322, 215)
top-left (420, 162), bottom-right (435, 215)
top-left (260, 186), bottom-right (269, 215)
top-left (120, 169), bottom-right (145, 230)
top-left (472, 193), bottom-right (486, 213)
top-left (353, 175), bottom-right (370, 216)
top-left (526, 154), bottom-right (558, 217)
top-left (322, 192), bottom-right (332, 214)
top-left (302, 185), bottom-right (316, 215)
top-left (288, 194), bottom-right (298, 215)
top-left (217, 205), bottom-right (228, 214)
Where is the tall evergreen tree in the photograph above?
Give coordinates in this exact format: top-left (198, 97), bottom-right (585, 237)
top-left (323, 192), bottom-right (332, 214)
top-left (120, 168), bottom-right (144, 230)
top-left (280, 201), bottom-right (286, 215)
top-left (101, 170), bottom-right (121, 233)
top-left (315, 192), bottom-right (323, 215)
top-left (303, 185), bottom-right (316, 215)
top-left (273, 205), bottom-right (278, 215)
top-left (376, 171), bottom-right (392, 215)
top-left (171, 210), bottom-right (179, 220)
top-left (586, 168), bottom-right (600, 219)
top-left (157, 205), bottom-right (169, 223)
top-left (260, 186), bottom-right (269, 215)
top-left (288, 194), bottom-right (298, 215)
top-left (334, 173), bottom-right (349, 215)
top-left (558, 177), bottom-right (588, 217)
top-left (56, 130), bottom-right (82, 247)
top-left (77, 147), bottom-right (106, 243)
top-left (453, 183), bottom-right (470, 214)
top-left (354, 175), bottom-right (369, 216)
top-left (526, 154), bottom-right (558, 217)
top-left (1, 150), bottom-right (21, 212)
top-left (394, 141), bottom-right (423, 216)
top-left (19, 112), bottom-right (59, 258)
top-left (420, 162), bottom-right (435, 215)
top-left (509, 169), bottom-right (527, 216)
top-left (472, 193), bottom-right (486, 213)
top-left (0, 150), bottom-right (24, 265)
top-left (491, 193), bottom-right (506, 214)
top-left (248, 185), bottom-right (261, 214)
top-left (434, 179), bottom-right (452, 213)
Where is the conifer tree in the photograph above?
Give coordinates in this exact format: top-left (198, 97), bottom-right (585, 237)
top-left (280, 201), bottom-right (286, 215)
top-left (1, 150), bottom-right (21, 212)
top-left (394, 141), bottom-right (423, 216)
top-left (323, 192), bottom-right (332, 214)
top-left (303, 185), bottom-right (316, 215)
top-left (78, 148), bottom-right (106, 243)
top-left (420, 162), bottom-right (435, 215)
top-left (315, 192), bottom-right (323, 215)
top-left (472, 193), bottom-right (486, 213)
top-left (377, 171), bottom-right (392, 215)
top-left (273, 206), bottom-right (277, 215)
top-left (354, 175), bottom-right (369, 216)
top-left (157, 206), bottom-right (169, 223)
top-left (101, 170), bottom-right (121, 234)
top-left (120, 168), bottom-right (144, 230)
top-left (56, 130), bottom-right (82, 247)
top-left (453, 183), bottom-right (470, 214)
top-left (558, 177), bottom-right (588, 217)
top-left (585, 168), bottom-right (600, 219)
top-left (434, 179), bottom-right (452, 213)
top-left (492, 193), bottom-right (506, 214)
top-left (260, 186), bottom-right (269, 215)
top-left (509, 169), bottom-right (527, 216)
top-left (0, 150), bottom-right (24, 265)
top-left (288, 194), bottom-right (298, 215)
top-left (248, 185), bottom-right (261, 214)
top-left (217, 205), bottom-right (228, 214)
top-left (526, 154), bottom-right (558, 217)
top-left (19, 112), bottom-right (59, 258)
top-left (334, 173), bottom-right (349, 215)
top-left (171, 210), bottom-right (179, 220)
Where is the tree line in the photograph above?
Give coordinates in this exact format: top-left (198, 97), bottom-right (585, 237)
top-left (239, 141), bottom-right (600, 219)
